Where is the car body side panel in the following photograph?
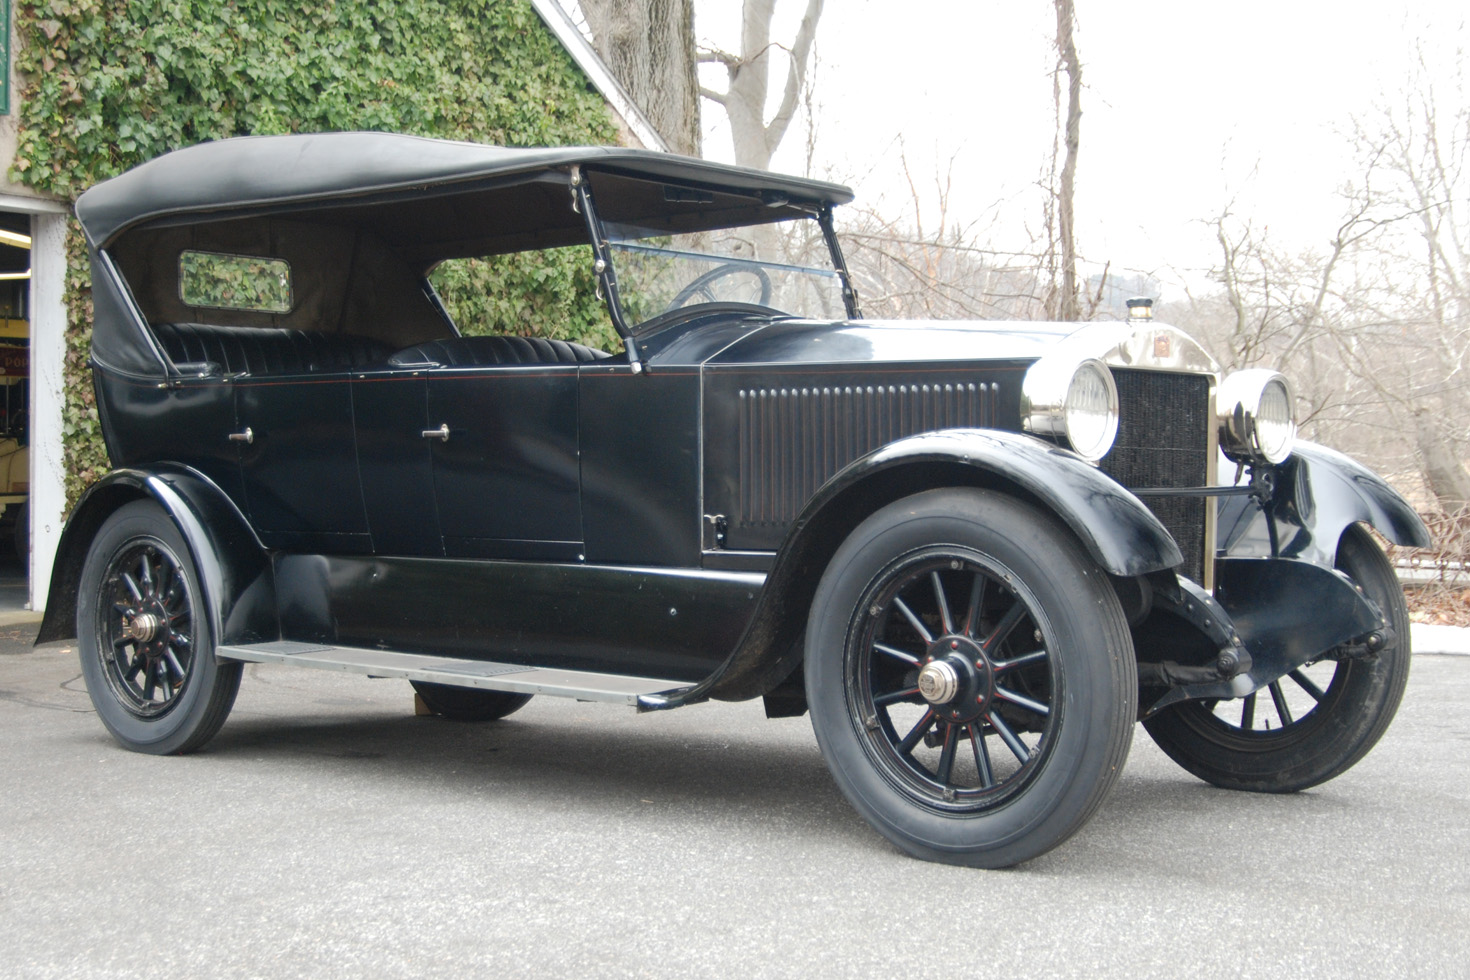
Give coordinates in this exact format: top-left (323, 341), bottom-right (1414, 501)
top-left (93, 372), bottom-right (246, 509)
top-left (427, 366), bottom-right (583, 561)
top-left (274, 554), bottom-right (762, 682)
top-left (352, 373), bottom-right (444, 556)
top-left (701, 361), bottom-right (1029, 551)
top-left (234, 376), bottom-right (371, 553)
top-left (579, 363), bottom-right (702, 565)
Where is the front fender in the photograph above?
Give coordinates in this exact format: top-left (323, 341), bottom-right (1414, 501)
top-left (36, 465), bottom-right (276, 647)
top-left (1218, 441), bottom-right (1431, 567)
top-left (674, 428), bottom-right (1181, 705)
top-left (808, 429), bottom-right (1185, 576)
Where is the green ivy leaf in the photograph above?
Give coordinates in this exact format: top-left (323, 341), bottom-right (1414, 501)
top-left (14, 0), bottom-right (620, 509)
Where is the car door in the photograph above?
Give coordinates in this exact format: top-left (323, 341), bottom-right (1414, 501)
top-left (424, 362), bottom-right (584, 561)
top-left (234, 374), bottom-right (373, 553)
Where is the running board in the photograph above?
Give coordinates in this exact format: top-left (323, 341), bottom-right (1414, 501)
top-left (216, 640), bottom-right (693, 706)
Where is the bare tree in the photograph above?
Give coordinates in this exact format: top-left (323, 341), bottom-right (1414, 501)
top-left (1043, 0), bottom-right (1083, 321)
top-left (579, 0), bottom-right (702, 155)
top-left (698, 0), bottom-right (824, 171)
top-left (1164, 52), bottom-right (1470, 526)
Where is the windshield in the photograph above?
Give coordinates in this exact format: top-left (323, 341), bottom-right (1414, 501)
top-left (606, 220), bottom-right (847, 328)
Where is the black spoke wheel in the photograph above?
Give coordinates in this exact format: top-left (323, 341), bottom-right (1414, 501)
top-left (77, 501), bottom-right (240, 755)
top-left (1143, 524), bottom-right (1411, 792)
top-left (806, 489), bottom-right (1136, 868)
top-left (411, 681), bottom-right (532, 722)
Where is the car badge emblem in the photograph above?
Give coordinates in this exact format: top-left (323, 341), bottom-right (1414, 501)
top-left (1154, 334), bottom-right (1172, 359)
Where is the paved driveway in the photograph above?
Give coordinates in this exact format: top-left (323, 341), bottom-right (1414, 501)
top-left (2, 629), bottom-right (1467, 979)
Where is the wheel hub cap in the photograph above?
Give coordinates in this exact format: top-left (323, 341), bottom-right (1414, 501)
top-left (918, 635), bottom-right (996, 724)
top-left (917, 660), bottom-right (960, 704)
top-left (122, 611), bottom-right (163, 643)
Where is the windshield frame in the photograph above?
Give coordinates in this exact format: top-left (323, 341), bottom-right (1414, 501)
top-left (574, 166), bottom-right (861, 370)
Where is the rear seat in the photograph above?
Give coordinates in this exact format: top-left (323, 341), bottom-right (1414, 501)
top-left (152, 322), bottom-right (393, 375)
top-left (386, 335), bottom-right (614, 368)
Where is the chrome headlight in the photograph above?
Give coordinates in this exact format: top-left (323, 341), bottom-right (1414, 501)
top-left (1022, 357), bottom-right (1119, 461)
top-left (1217, 369), bottom-right (1296, 464)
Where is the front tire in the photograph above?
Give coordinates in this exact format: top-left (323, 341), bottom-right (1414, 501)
top-left (805, 489), bottom-right (1136, 868)
top-left (77, 500), bottom-right (241, 755)
top-left (1142, 524), bottom-right (1411, 792)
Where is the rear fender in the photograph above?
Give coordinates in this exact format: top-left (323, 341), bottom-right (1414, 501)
top-left (685, 428), bottom-right (1182, 703)
top-left (36, 466), bottom-right (276, 647)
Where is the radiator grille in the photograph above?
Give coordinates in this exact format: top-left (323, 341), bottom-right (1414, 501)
top-left (1101, 370), bottom-right (1212, 583)
top-left (737, 383), bottom-right (998, 526)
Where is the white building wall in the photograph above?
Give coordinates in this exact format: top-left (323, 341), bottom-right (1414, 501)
top-left (27, 208), bottom-right (64, 611)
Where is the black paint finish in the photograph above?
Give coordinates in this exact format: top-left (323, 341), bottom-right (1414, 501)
top-left (38, 465), bottom-right (276, 648)
top-left (97, 372), bottom-right (245, 509)
top-left (274, 554), bottom-right (763, 681)
top-left (702, 363), bottom-right (1023, 551)
top-left (352, 373), bottom-right (444, 556)
top-left (428, 366), bottom-right (584, 561)
top-left (68, 135), bottom-right (1430, 719)
top-left (579, 363), bottom-right (702, 566)
top-left (234, 375), bottom-right (371, 552)
top-left (1217, 441), bottom-right (1432, 565)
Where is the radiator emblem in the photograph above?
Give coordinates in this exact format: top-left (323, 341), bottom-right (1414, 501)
top-left (1153, 334), bottom-right (1172, 359)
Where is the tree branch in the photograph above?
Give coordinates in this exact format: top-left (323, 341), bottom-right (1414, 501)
top-left (696, 48), bottom-right (740, 68)
top-left (763, 0), bottom-right (824, 157)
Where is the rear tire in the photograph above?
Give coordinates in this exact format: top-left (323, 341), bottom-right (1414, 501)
top-left (411, 681), bottom-right (532, 721)
top-left (1143, 524), bottom-right (1410, 792)
top-left (77, 500), bottom-right (241, 754)
top-left (805, 488), bottom-right (1136, 868)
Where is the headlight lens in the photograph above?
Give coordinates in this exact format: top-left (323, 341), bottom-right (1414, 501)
top-left (1218, 369), bottom-right (1296, 464)
top-left (1022, 356), bottom-right (1119, 461)
top-left (1064, 361), bottom-right (1120, 461)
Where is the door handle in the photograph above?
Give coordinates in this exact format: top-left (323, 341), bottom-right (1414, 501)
top-left (421, 423), bottom-right (450, 443)
top-left (228, 427), bottom-right (254, 444)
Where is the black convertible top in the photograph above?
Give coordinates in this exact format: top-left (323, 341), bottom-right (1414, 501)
top-left (75, 132), bottom-right (855, 247)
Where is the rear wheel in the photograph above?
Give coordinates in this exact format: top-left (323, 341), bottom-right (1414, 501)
top-left (411, 681), bottom-right (532, 721)
top-left (77, 500), bottom-right (241, 754)
top-left (1143, 524), bottom-right (1410, 792)
top-left (805, 489), bottom-right (1136, 868)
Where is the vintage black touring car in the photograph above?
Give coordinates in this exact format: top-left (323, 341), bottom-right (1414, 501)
top-left (42, 133), bottom-right (1430, 867)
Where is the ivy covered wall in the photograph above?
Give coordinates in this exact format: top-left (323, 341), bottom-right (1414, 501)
top-left (10, 0), bottom-right (620, 505)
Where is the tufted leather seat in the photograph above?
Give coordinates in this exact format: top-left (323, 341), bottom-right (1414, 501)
top-left (386, 335), bottom-right (614, 368)
top-left (153, 322), bottom-right (393, 375)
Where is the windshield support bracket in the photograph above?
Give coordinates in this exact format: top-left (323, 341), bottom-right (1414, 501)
top-left (818, 205), bottom-right (862, 320)
top-left (570, 166), bottom-right (644, 375)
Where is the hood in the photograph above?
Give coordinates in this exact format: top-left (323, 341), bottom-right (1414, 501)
top-left (694, 317), bottom-right (1220, 374)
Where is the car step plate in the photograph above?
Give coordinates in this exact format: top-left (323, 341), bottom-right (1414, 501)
top-left (216, 640), bottom-right (690, 705)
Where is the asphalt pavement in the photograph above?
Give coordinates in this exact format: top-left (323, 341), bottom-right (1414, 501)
top-left (2, 616), bottom-right (1468, 979)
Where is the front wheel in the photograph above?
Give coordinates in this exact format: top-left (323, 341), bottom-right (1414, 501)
top-left (805, 489), bottom-right (1136, 868)
top-left (77, 500), bottom-right (241, 754)
top-left (1143, 524), bottom-right (1411, 792)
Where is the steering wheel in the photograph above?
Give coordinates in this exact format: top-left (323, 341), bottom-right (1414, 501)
top-left (666, 262), bottom-right (772, 312)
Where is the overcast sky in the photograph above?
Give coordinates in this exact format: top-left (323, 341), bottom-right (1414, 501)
top-left (695, 1), bottom-right (1467, 297)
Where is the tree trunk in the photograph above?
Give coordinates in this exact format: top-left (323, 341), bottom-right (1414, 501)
top-left (1053, 0), bottom-right (1082, 321)
top-left (702, 0), bottom-right (824, 171)
top-left (580, 0), bottom-right (701, 155)
top-left (1416, 410), bottom-right (1470, 514)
